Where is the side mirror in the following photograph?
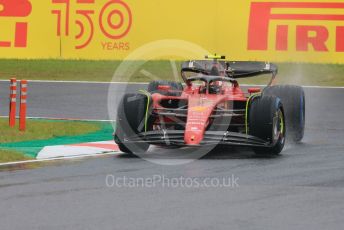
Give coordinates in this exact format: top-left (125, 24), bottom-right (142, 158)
top-left (157, 85), bottom-right (171, 91)
top-left (248, 87), bottom-right (261, 94)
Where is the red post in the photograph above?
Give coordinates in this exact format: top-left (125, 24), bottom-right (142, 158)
top-left (9, 78), bottom-right (17, 127)
top-left (19, 80), bottom-right (28, 131)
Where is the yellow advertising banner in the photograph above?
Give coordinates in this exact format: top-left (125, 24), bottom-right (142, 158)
top-left (0, 0), bottom-right (344, 62)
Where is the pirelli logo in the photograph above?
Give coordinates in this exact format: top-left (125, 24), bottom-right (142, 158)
top-left (248, 2), bottom-right (344, 52)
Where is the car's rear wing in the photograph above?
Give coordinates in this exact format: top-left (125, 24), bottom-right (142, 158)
top-left (226, 61), bottom-right (278, 78)
top-left (181, 60), bottom-right (278, 78)
top-left (181, 60), bottom-right (278, 86)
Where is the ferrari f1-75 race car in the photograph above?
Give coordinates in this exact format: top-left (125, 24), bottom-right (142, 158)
top-left (114, 55), bottom-right (305, 156)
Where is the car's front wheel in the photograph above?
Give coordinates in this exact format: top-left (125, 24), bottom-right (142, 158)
top-left (249, 95), bottom-right (286, 156)
top-left (114, 93), bottom-right (151, 154)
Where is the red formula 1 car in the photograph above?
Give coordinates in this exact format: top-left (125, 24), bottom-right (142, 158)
top-left (114, 55), bottom-right (305, 156)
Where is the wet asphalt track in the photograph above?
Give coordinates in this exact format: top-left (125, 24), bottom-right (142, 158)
top-left (0, 81), bottom-right (344, 230)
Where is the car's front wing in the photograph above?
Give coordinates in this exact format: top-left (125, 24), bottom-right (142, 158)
top-left (122, 130), bottom-right (271, 147)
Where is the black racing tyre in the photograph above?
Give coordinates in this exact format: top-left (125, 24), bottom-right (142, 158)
top-left (249, 95), bottom-right (286, 156)
top-left (147, 80), bottom-right (183, 96)
top-left (114, 93), bottom-right (151, 154)
top-left (263, 85), bottom-right (305, 142)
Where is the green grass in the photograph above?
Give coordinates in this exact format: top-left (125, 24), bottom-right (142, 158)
top-left (238, 63), bottom-right (344, 86)
top-left (0, 118), bottom-right (102, 163)
top-left (0, 119), bottom-right (101, 143)
top-left (0, 59), bottom-right (343, 86)
top-left (0, 149), bottom-right (32, 163)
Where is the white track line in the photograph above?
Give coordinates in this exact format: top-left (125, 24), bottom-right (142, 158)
top-left (0, 79), bottom-right (148, 84)
top-left (0, 116), bottom-right (115, 122)
top-left (302, 85), bottom-right (344, 89)
top-left (1, 79), bottom-right (343, 89)
top-left (240, 84), bottom-right (344, 89)
top-left (0, 152), bottom-right (119, 167)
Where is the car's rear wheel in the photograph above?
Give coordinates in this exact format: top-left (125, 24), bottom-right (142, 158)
top-left (148, 80), bottom-right (183, 96)
top-left (249, 95), bottom-right (286, 156)
top-left (263, 85), bottom-right (305, 142)
top-left (114, 93), bottom-right (151, 154)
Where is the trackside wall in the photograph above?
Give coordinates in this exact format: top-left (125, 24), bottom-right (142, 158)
top-left (0, 0), bottom-right (344, 62)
